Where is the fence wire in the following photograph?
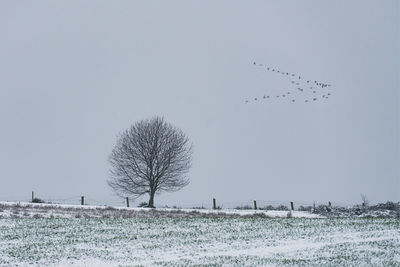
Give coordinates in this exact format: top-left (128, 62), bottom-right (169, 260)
top-left (2, 193), bottom-right (353, 210)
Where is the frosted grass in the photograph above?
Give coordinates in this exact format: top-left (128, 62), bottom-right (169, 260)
top-left (0, 217), bottom-right (399, 266)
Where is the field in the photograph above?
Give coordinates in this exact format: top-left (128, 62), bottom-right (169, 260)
top-left (1, 216), bottom-right (399, 266)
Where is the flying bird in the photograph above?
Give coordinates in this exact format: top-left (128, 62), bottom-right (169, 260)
top-left (249, 61), bottom-right (333, 105)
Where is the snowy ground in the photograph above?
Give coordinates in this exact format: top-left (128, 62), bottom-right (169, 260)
top-left (0, 214), bottom-right (399, 266)
top-left (0, 202), bottom-right (322, 219)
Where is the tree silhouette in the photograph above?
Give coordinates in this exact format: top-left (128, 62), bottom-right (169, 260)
top-left (108, 116), bottom-right (193, 207)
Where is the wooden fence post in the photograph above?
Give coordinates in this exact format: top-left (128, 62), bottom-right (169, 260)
top-left (213, 198), bottom-right (216, 209)
top-left (126, 197), bottom-right (130, 208)
top-left (32, 191), bottom-right (34, 202)
top-left (254, 200), bottom-right (257, 210)
top-left (81, 196), bottom-right (84, 206)
top-left (290, 201), bottom-right (294, 211)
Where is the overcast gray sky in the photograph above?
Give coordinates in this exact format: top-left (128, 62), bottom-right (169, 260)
top-left (0, 0), bottom-right (398, 207)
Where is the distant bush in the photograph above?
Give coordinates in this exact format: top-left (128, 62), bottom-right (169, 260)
top-left (31, 198), bottom-right (45, 203)
top-left (361, 194), bottom-right (369, 208)
top-left (260, 205), bottom-right (289, 211)
top-left (298, 205), bottom-right (313, 212)
top-left (276, 205), bottom-right (289, 211)
top-left (370, 201), bottom-right (400, 211)
top-left (235, 205), bottom-right (253, 210)
top-left (309, 201), bottom-right (400, 218)
top-left (260, 205), bottom-right (275, 210)
top-left (313, 205), bottom-right (331, 213)
top-left (191, 206), bottom-right (206, 210)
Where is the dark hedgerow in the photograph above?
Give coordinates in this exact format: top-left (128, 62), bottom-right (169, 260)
top-left (31, 198), bottom-right (45, 204)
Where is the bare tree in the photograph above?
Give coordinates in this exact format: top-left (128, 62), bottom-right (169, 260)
top-left (361, 194), bottom-right (369, 208)
top-left (108, 116), bottom-right (193, 208)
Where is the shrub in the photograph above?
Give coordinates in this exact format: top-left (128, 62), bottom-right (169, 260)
top-left (370, 201), bottom-right (399, 211)
top-left (259, 205), bottom-right (289, 211)
top-left (276, 205), bottom-right (289, 211)
top-left (260, 205), bottom-right (275, 210)
top-left (191, 206), bottom-right (205, 209)
top-left (298, 205), bottom-right (313, 212)
top-left (361, 194), bottom-right (369, 208)
top-left (31, 198), bottom-right (45, 203)
top-left (235, 205), bottom-right (253, 210)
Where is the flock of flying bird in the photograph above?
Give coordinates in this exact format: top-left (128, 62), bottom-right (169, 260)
top-left (245, 61), bottom-right (333, 104)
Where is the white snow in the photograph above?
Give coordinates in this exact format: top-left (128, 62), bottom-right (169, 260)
top-left (0, 207), bottom-right (399, 266)
top-left (0, 201), bottom-right (323, 218)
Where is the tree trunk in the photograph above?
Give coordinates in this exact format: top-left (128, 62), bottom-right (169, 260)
top-left (148, 192), bottom-right (155, 208)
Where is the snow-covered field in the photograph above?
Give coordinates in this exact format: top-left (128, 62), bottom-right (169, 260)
top-left (0, 211), bottom-right (399, 266)
top-left (0, 202), bottom-right (322, 219)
